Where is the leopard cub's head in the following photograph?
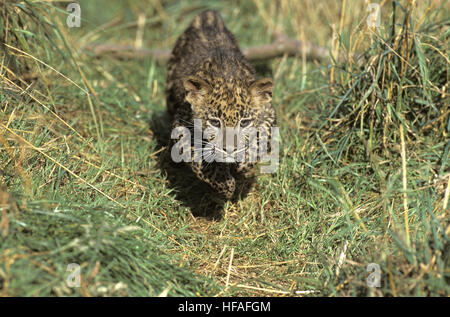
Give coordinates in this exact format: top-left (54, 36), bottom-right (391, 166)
top-left (183, 70), bottom-right (275, 164)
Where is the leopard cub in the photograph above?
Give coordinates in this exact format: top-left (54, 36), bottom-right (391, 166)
top-left (165, 10), bottom-right (276, 199)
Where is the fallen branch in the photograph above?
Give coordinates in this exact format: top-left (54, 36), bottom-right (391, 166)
top-left (82, 33), bottom-right (337, 64)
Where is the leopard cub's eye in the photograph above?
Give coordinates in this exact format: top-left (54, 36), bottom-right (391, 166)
top-left (240, 119), bottom-right (252, 128)
top-left (208, 118), bottom-right (221, 127)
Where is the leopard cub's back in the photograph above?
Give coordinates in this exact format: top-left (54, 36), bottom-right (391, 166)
top-left (166, 10), bottom-right (253, 116)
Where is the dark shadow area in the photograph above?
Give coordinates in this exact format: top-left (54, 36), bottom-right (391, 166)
top-left (251, 60), bottom-right (273, 78)
top-left (149, 111), bottom-right (255, 220)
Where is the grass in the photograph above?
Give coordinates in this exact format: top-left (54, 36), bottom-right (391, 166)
top-left (0, 0), bottom-right (449, 297)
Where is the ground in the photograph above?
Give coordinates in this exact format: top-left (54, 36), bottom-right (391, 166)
top-left (0, 0), bottom-right (449, 296)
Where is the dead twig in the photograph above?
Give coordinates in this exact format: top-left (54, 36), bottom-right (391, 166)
top-left (82, 33), bottom-right (338, 63)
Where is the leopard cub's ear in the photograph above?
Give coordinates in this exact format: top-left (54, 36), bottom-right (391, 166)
top-left (183, 76), bottom-right (211, 110)
top-left (250, 78), bottom-right (274, 105)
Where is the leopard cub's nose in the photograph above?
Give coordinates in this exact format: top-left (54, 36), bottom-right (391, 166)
top-left (222, 128), bottom-right (238, 154)
top-left (224, 145), bottom-right (235, 154)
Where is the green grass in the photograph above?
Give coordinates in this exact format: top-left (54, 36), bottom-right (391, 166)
top-left (0, 0), bottom-right (449, 296)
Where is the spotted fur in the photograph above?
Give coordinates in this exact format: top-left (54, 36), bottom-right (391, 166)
top-left (166, 10), bottom-right (276, 199)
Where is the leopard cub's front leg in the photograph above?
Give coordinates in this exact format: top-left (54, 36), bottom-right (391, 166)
top-left (191, 161), bottom-right (236, 200)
